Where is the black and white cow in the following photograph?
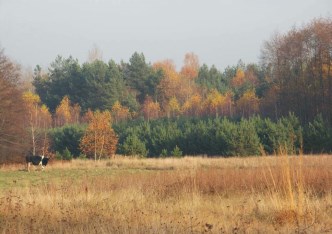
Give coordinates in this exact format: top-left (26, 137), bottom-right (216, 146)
top-left (26, 155), bottom-right (49, 172)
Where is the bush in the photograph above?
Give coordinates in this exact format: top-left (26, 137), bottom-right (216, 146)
top-left (113, 115), bottom-right (310, 157)
top-left (62, 148), bottom-right (73, 160)
top-left (120, 134), bottom-right (148, 157)
top-left (55, 151), bottom-right (62, 160)
top-left (79, 153), bottom-right (87, 160)
top-left (171, 145), bottom-right (182, 158)
top-left (160, 149), bottom-right (168, 158)
top-left (49, 124), bottom-right (85, 158)
top-left (55, 148), bottom-right (73, 161)
top-left (304, 114), bottom-right (332, 153)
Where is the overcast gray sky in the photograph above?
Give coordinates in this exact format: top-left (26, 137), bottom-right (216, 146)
top-left (0, 0), bottom-right (331, 69)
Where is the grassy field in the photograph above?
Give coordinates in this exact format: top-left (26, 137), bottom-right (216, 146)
top-left (0, 155), bottom-right (331, 233)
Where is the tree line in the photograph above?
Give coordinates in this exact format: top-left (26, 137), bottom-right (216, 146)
top-left (32, 18), bottom-right (332, 123)
top-left (50, 114), bottom-right (332, 158)
top-left (0, 18), bottom-right (331, 162)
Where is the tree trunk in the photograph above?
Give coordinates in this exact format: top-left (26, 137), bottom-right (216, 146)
top-left (94, 131), bottom-right (97, 161)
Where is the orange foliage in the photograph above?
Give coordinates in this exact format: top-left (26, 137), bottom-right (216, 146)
top-left (224, 91), bottom-right (234, 117)
top-left (203, 90), bottom-right (221, 117)
top-left (55, 96), bottom-right (71, 126)
top-left (80, 110), bottom-right (118, 160)
top-left (154, 57), bottom-right (199, 108)
top-left (180, 52), bottom-right (199, 80)
top-left (236, 90), bottom-right (260, 118)
top-left (154, 60), bottom-right (181, 106)
top-left (142, 96), bottom-right (161, 121)
top-left (182, 94), bottom-right (202, 117)
top-left (245, 68), bottom-right (258, 87)
top-left (55, 96), bottom-right (81, 126)
top-left (22, 91), bottom-right (41, 106)
top-left (22, 91), bottom-right (52, 155)
top-left (153, 60), bottom-right (179, 80)
top-left (167, 96), bottom-right (181, 118)
top-left (111, 101), bottom-right (130, 123)
top-left (72, 103), bottom-right (81, 124)
top-left (39, 105), bottom-right (52, 128)
top-left (179, 53), bottom-right (200, 103)
top-left (201, 90), bottom-right (234, 118)
top-left (322, 63), bottom-right (332, 79)
top-left (231, 69), bottom-right (245, 88)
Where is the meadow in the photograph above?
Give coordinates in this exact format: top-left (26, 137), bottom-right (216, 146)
top-left (0, 155), bottom-right (331, 233)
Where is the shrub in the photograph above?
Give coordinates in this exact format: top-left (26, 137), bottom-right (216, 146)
top-left (304, 114), bottom-right (332, 153)
top-left (120, 134), bottom-right (148, 157)
top-left (55, 148), bottom-right (73, 161)
top-left (49, 124), bottom-right (85, 158)
top-left (62, 148), bottom-right (73, 160)
top-left (171, 145), bottom-right (182, 158)
top-left (160, 149), bottom-right (168, 158)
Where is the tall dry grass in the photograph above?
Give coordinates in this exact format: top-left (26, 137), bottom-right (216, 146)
top-left (0, 155), bottom-right (331, 233)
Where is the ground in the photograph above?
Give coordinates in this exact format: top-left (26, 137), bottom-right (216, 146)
top-left (0, 156), bottom-right (331, 233)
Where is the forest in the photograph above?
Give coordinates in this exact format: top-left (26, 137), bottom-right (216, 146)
top-left (1, 18), bottom-right (332, 162)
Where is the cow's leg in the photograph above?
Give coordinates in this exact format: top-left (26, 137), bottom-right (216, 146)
top-left (27, 162), bottom-right (30, 172)
top-left (38, 160), bottom-right (42, 171)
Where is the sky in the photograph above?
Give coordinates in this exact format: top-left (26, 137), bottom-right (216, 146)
top-left (0, 0), bottom-right (331, 70)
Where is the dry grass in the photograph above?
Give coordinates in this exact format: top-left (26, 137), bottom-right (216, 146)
top-left (0, 155), bottom-right (331, 233)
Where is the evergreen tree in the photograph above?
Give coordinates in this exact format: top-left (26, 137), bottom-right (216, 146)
top-left (120, 134), bottom-right (148, 157)
top-left (124, 52), bottom-right (153, 103)
top-left (304, 114), bottom-right (332, 153)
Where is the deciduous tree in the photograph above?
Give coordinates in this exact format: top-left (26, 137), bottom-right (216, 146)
top-left (203, 89), bottom-right (232, 118)
top-left (231, 69), bottom-right (245, 88)
top-left (22, 91), bottom-right (41, 155)
top-left (22, 91), bottom-right (52, 155)
top-left (142, 96), bottom-right (161, 121)
top-left (182, 94), bottom-right (202, 117)
top-left (154, 60), bottom-right (181, 107)
top-left (55, 96), bottom-right (71, 126)
top-left (55, 96), bottom-right (81, 126)
top-left (167, 97), bottom-right (181, 118)
top-left (124, 52), bottom-right (152, 103)
top-left (0, 49), bottom-right (28, 162)
top-left (261, 18), bottom-right (332, 122)
top-left (111, 101), bottom-right (130, 123)
top-left (180, 52), bottom-right (199, 81)
top-left (80, 110), bottom-right (118, 160)
top-left (236, 90), bottom-right (260, 118)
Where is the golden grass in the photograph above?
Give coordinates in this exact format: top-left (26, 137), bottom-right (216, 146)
top-left (0, 155), bottom-right (331, 233)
